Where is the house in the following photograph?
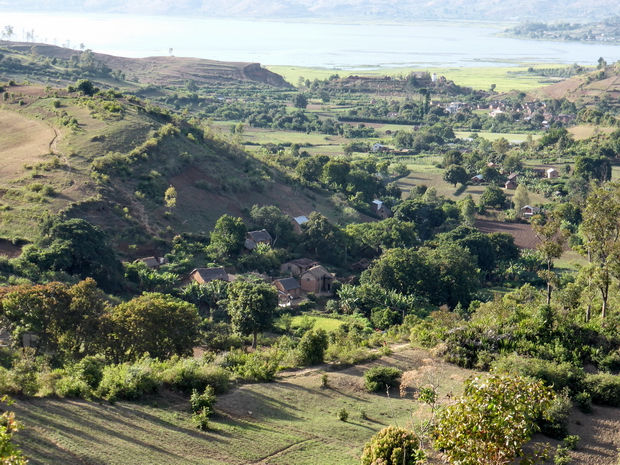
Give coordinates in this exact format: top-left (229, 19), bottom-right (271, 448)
top-left (135, 256), bottom-right (168, 269)
top-left (189, 267), bottom-right (230, 284)
top-left (471, 174), bottom-right (484, 183)
top-left (387, 112), bottom-right (399, 118)
top-left (244, 229), bottom-right (273, 250)
top-left (280, 258), bottom-right (317, 277)
top-left (371, 200), bottom-right (393, 219)
top-left (350, 258), bottom-right (371, 271)
top-left (300, 265), bottom-right (335, 294)
top-left (371, 143), bottom-right (390, 153)
top-left (507, 173), bottom-right (519, 182)
top-left (274, 277), bottom-right (302, 300)
top-left (546, 168), bottom-right (559, 179)
top-left (521, 205), bottom-right (540, 217)
top-left (505, 180), bottom-right (517, 190)
top-left (291, 215), bottom-right (309, 234)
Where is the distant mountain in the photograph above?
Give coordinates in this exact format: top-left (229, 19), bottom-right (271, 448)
top-left (1, 0), bottom-right (619, 22)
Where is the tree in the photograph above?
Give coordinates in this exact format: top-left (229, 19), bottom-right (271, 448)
top-left (480, 185), bottom-right (507, 209)
top-left (574, 155), bottom-right (612, 183)
top-left (206, 214), bottom-right (247, 261)
top-left (512, 184), bottom-right (530, 214)
top-left (296, 329), bottom-right (329, 365)
top-left (458, 195), bottom-right (476, 226)
top-left (164, 186), bottom-right (177, 213)
top-left (249, 205), bottom-right (294, 246)
top-left (345, 218), bottom-right (418, 255)
top-left (227, 280), bottom-right (278, 348)
top-left (1, 25), bottom-right (14, 41)
top-left (21, 218), bottom-right (123, 293)
top-left (0, 279), bottom-right (108, 358)
top-left (393, 199), bottom-right (446, 240)
top-left (443, 164), bottom-right (469, 187)
top-left (433, 375), bottom-right (556, 465)
top-left (292, 93), bottom-right (308, 109)
top-left (361, 426), bottom-right (425, 465)
top-left (361, 245), bottom-right (479, 309)
top-left (301, 212), bottom-right (347, 264)
top-left (108, 293), bottom-right (200, 361)
top-left (532, 213), bottom-right (567, 304)
top-left (578, 183), bottom-right (620, 318)
top-left (438, 226), bottom-right (496, 272)
top-left (75, 78), bottom-right (96, 96)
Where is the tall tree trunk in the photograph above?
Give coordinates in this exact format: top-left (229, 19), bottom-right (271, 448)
top-left (252, 331), bottom-right (257, 349)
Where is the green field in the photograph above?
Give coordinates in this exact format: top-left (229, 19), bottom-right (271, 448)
top-left (268, 64), bottom-right (569, 92)
top-left (455, 131), bottom-right (541, 142)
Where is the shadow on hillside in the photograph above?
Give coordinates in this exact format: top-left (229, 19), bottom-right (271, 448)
top-left (12, 398), bottom-right (227, 463)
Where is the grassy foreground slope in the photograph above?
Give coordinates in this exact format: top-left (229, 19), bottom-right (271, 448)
top-left (10, 348), bottom-right (620, 464)
top-left (11, 349), bottom-right (470, 465)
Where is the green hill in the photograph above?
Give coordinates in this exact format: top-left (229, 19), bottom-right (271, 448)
top-left (0, 75), bottom-right (343, 257)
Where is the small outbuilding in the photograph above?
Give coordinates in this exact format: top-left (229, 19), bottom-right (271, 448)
top-left (371, 200), bottom-right (393, 219)
top-left (291, 215), bottom-right (309, 234)
top-left (521, 205), bottom-right (541, 217)
top-left (274, 277), bottom-right (302, 300)
top-left (546, 168), bottom-right (559, 179)
top-left (135, 256), bottom-right (168, 269)
top-left (189, 267), bottom-right (230, 284)
top-left (245, 229), bottom-right (273, 251)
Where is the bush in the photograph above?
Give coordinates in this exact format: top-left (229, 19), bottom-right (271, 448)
top-left (492, 355), bottom-right (584, 394)
top-left (363, 366), bottom-right (402, 393)
top-left (192, 408), bottom-right (211, 430)
top-left (563, 435), bottom-right (580, 450)
top-left (220, 349), bottom-right (280, 382)
top-left (337, 407), bottom-right (348, 421)
top-left (160, 358), bottom-right (230, 394)
top-left (361, 425), bottom-right (425, 465)
top-left (581, 373), bottom-right (620, 407)
top-left (296, 329), bottom-right (329, 366)
top-left (574, 391), bottom-right (592, 413)
top-left (96, 359), bottom-right (161, 402)
top-left (540, 391), bottom-right (572, 440)
top-left (190, 386), bottom-right (216, 414)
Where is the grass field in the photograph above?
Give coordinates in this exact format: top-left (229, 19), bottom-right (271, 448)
top-left (567, 125), bottom-right (616, 140)
top-left (454, 131), bottom-right (541, 142)
top-left (10, 348), bottom-right (471, 465)
top-left (289, 315), bottom-right (345, 332)
top-left (10, 346), bottom-right (620, 464)
top-left (267, 64), bottom-right (569, 93)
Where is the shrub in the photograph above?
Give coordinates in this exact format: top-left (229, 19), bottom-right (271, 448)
top-left (321, 373), bottom-right (329, 388)
top-left (563, 435), bottom-right (580, 450)
top-left (574, 391), bottom-right (592, 413)
top-left (581, 373), bottom-right (620, 407)
top-left (192, 408), bottom-right (210, 431)
top-left (337, 407), bottom-right (348, 421)
top-left (159, 358), bottom-right (229, 394)
top-left (361, 425), bottom-right (425, 465)
top-left (190, 386), bottom-right (216, 414)
top-left (363, 366), bottom-right (402, 393)
top-left (492, 355), bottom-right (584, 394)
top-left (540, 391), bottom-right (572, 440)
top-left (554, 446), bottom-right (571, 465)
top-left (96, 359), bottom-right (161, 402)
top-left (220, 349), bottom-right (280, 382)
top-left (296, 329), bottom-right (329, 366)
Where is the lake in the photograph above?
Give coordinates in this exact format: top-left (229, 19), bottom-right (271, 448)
top-left (1, 12), bottom-right (619, 69)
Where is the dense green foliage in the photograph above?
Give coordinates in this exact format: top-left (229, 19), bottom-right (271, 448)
top-left (361, 426), bottom-right (425, 465)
